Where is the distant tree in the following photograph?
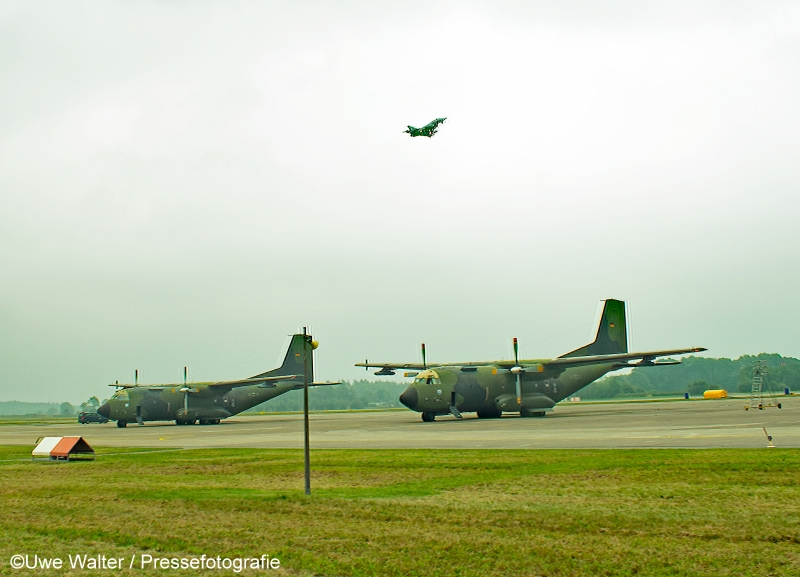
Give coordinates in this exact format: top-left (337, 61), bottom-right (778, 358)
top-left (60, 402), bottom-right (74, 416)
top-left (580, 377), bottom-right (646, 399)
top-left (736, 357), bottom-right (800, 393)
top-left (737, 374), bottom-right (752, 393)
top-left (79, 396), bottom-right (101, 412)
top-left (687, 380), bottom-right (709, 397)
top-left (249, 380), bottom-right (407, 412)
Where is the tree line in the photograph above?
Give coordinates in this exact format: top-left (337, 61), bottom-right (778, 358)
top-left (247, 380), bottom-right (408, 413)
top-left (579, 353), bottom-right (799, 400)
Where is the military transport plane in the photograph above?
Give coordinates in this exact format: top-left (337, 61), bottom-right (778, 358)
top-left (357, 299), bottom-right (706, 421)
top-left (98, 333), bottom-right (337, 427)
top-left (403, 117), bottom-right (446, 138)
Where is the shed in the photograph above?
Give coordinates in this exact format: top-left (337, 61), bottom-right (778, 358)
top-left (703, 389), bottom-right (728, 399)
top-left (32, 436), bottom-right (95, 461)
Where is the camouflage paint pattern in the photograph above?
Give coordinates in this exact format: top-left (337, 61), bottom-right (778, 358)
top-left (361, 299), bottom-right (705, 421)
top-left (98, 334), bottom-right (326, 427)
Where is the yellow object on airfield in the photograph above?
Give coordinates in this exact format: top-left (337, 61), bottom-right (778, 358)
top-left (703, 389), bottom-right (728, 399)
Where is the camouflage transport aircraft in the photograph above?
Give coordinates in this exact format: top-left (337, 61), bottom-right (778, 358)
top-left (357, 299), bottom-right (706, 421)
top-left (98, 333), bottom-right (336, 427)
top-left (403, 117), bottom-right (446, 137)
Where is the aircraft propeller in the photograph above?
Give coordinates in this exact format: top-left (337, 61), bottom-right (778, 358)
top-left (511, 337), bottom-right (524, 407)
top-left (179, 367), bottom-right (198, 420)
top-left (421, 343), bottom-right (427, 370)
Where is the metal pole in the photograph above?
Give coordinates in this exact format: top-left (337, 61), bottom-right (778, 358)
top-left (303, 327), bottom-right (311, 496)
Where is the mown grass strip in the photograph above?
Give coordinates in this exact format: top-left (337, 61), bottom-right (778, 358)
top-left (2, 448), bottom-right (798, 576)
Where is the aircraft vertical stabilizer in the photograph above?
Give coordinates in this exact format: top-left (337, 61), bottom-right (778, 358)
top-left (250, 334), bottom-right (313, 382)
top-left (559, 299), bottom-right (628, 358)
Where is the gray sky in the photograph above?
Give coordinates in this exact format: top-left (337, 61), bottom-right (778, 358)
top-left (2, 1), bottom-right (799, 403)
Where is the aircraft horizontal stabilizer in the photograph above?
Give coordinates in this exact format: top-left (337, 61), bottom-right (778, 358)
top-left (291, 381), bottom-right (341, 390)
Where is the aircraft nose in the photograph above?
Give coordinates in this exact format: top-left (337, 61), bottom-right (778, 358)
top-left (399, 386), bottom-right (418, 410)
top-left (97, 402), bottom-right (110, 418)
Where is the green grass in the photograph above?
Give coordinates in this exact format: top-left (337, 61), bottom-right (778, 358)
top-left (0, 415), bottom-right (77, 426)
top-left (1, 447), bottom-right (798, 576)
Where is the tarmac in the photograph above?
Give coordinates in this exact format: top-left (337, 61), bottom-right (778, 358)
top-left (1, 396), bottom-right (798, 450)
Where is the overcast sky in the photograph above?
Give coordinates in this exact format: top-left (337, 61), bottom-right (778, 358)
top-left (1, 1), bottom-right (799, 403)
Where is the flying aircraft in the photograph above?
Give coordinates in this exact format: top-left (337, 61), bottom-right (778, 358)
top-left (403, 117), bottom-right (446, 137)
top-left (97, 333), bottom-right (337, 427)
top-left (356, 299), bottom-right (706, 421)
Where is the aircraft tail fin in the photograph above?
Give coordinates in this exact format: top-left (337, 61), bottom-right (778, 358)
top-left (559, 299), bottom-right (628, 358)
top-left (250, 333), bottom-right (315, 383)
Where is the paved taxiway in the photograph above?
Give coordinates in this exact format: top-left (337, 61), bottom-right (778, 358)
top-left (1, 396), bottom-right (798, 449)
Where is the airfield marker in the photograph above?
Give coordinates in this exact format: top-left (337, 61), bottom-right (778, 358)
top-left (763, 427), bottom-right (775, 448)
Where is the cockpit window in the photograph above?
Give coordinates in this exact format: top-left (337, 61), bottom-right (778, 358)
top-left (414, 371), bottom-right (441, 386)
top-left (112, 390), bottom-right (129, 400)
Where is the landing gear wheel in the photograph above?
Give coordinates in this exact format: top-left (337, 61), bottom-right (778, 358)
top-left (778, 403), bottom-right (782, 409)
top-left (421, 412), bottom-right (436, 422)
top-left (477, 408), bottom-right (502, 419)
top-left (117, 420), bottom-right (127, 428)
top-left (520, 410), bottom-right (546, 418)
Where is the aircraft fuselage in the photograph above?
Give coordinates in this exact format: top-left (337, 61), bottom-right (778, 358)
top-left (400, 363), bottom-right (613, 420)
top-left (99, 381), bottom-right (296, 426)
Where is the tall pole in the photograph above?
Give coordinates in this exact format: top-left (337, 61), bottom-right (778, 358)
top-left (303, 327), bottom-right (311, 496)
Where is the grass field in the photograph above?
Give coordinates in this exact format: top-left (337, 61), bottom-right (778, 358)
top-left (1, 446), bottom-right (798, 576)
top-left (0, 415), bottom-right (77, 426)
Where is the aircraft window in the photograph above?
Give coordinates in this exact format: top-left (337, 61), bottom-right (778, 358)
top-left (415, 373), bottom-right (440, 386)
top-left (113, 391), bottom-right (129, 400)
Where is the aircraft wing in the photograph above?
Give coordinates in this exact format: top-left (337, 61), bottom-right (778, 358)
top-left (540, 347), bottom-right (707, 369)
top-left (355, 362), bottom-right (428, 376)
top-left (110, 374), bottom-right (302, 390)
top-left (207, 375), bottom-right (300, 389)
top-left (356, 347), bottom-right (705, 374)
